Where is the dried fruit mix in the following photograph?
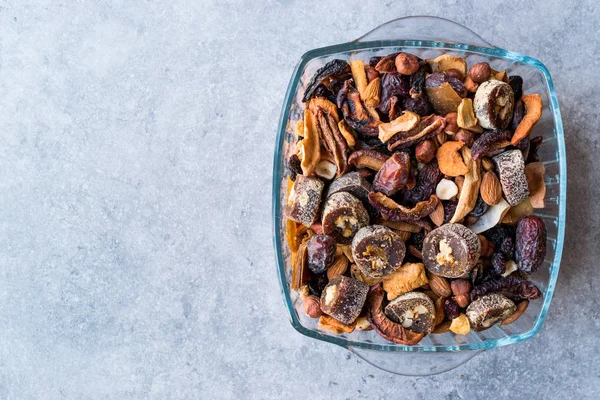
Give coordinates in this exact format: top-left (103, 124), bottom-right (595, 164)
top-left (286, 52), bottom-right (548, 345)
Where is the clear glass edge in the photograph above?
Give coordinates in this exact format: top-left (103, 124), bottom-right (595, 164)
top-left (272, 40), bottom-right (567, 353)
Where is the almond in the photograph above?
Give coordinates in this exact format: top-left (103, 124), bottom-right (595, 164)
top-left (427, 272), bottom-right (451, 297)
top-left (429, 200), bottom-right (445, 227)
top-left (480, 171), bottom-right (503, 206)
top-left (326, 255), bottom-right (349, 280)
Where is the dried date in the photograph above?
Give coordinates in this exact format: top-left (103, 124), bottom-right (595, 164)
top-left (402, 160), bottom-right (444, 206)
top-left (515, 216), bottom-right (547, 273)
top-left (471, 129), bottom-right (512, 160)
top-left (471, 275), bottom-right (542, 302)
top-left (303, 59), bottom-right (351, 102)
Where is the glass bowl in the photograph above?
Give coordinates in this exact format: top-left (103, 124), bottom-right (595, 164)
top-left (272, 16), bottom-right (566, 375)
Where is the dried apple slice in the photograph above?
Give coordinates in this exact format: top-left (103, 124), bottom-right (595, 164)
top-left (378, 111), bottom-right (420, 143)
top-left (425, 82), bottom-right (463, 115)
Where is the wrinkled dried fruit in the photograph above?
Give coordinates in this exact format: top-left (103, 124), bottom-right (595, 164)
top-left (366, 285), bottom-right (425, 345)
top-left (369, 192), bottom-right (438, 222)
top-left (382, 262), bottom-right (428, 300)
top-left (338, 80), bottom-right (381, 136)
top-left (373, 152), bottom-right (411, 196)
top-left (318, 314), bottom-right (356, 334)
top-left (316, 110), bottom-right (349, 177)
top-left (443, 297), bottom-right (461, 320)
top-left (508, 75), bottom-right (523, 102)
top-left (515, 216), bottom-right (547, 273)
top-left (403, 96), bottom-right (432, 117)
top-left (378, 111), bottom-right (420, 143)
top-left (415, 139), bottom-right (436, 163)
top-left (320, 275), bottom-right (368, 324)
top-left (524, 162), bottom-right (546, 208)
top-left (471, 129), bottom-right (512, 160)
top-left (511, 94), bottom-right (542, 145)
top-left (303, 59), bottom-right (351, 102)
top-left (471, 275), bottom-right (542, 302)
top-left (402, 160), bottom-right (443, 206)
top-left (388, 114), bottom-right (446, 151)
top-left (352, 225), bottom-right (406, 278)
top-left (437, 140), bottom-right (469, 177)
top-left (308, 97), bottom-right (340, 123)
top-left (286, 154), bottom-right (302, 181)
top-left (449, 313), bottom-right (471, 335)
top-left (378, 72), bottom-right (410, 113)
top-left (348, 149), bottom-right (389, 171)
top-left (306, 234), bottom-right (336, 274)
top-left (385, 291), bottom-right (436, 334)
top-left (450, 147), bottom-right (482, 223)
top-left (468, 195), bottom-right (490, 218)
top-left (455, 129), bottom-right (474, 147)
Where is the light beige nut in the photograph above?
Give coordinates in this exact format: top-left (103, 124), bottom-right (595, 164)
top-left (315, 160), bottom-right (337, 180)
top-left (436, 178), bottom-right (459, 200)
top-left (480, 171), bottom-right (503, 206)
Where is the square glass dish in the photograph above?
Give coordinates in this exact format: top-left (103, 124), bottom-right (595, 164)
top-left (272, 17), bottom-right (566, 375)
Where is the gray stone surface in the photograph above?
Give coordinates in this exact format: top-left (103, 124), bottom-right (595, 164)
top-left (0, 0), bottom-right (598, 398)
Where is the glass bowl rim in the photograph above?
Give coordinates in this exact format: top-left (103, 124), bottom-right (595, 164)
top-left (272, 39), bottom-right (566, 352)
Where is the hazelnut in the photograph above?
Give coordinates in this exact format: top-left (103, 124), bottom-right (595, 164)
top-left (415, 140), bottom-right (436, 163)
top-left (450, 279), bottom-right (472, 296)
top-left (455, 129), bottom-right (474, 147)
top-left (454, 294), bottom-right (471, 308)
top-left (444, 112), bottom-right (459, 135)
top-left (444, 68), bottom-right (464, 80)
top-left (303, 295), bottom-right (323, 318)
top-left (469, 62), bottom-right (491, 84)
top-left (395, 52), bottom-right (420, 75)
top-left (365, 66), bottom-right (380, 83)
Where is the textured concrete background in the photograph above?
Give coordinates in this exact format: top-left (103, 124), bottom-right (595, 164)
top-left (0, 0), bottom-right (598, 399)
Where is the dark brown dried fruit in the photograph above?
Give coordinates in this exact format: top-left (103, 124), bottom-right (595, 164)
top-left (337, 81), bottom-right (381, 136)
top-left (303, 59), bottom-right (351, 102)
top-left (373, 152), bottom-right (411, 196)
top-left (387, 114), bottom-right (446, 151)
top-left (286, 154), bottom-right (302, 181)
top-left (443, 297), bottom-right (461, 320)
top-left (471, 275), bottom-right (542, 302)
top-left (515, 216), bottom-right (547, 273)
top-left (467, 195), bottom-right (490, 218)
top-left (403, 96), bottom-right (432, 117)
top-left (308, 272), bottom-right (328, 297)
top-left (409, 68), bottom-right (427, 98)
top-left (443, 200), bottom-right (458, 223)
top-left (369, 192), bottom-right (438, 222)
top-left (455, 129), bottom-right (474, 147)
top-left (366, 285), bottom-right (425, 345)
top-left (403, 160), bottom-right (444, 206)
top-left (471, 129), bottom-right (512, 160)
top-left (415, 140), bottom-right (436, 163)
top-left (508, 75), bottom-right (523, 102)
top-left (306, 234), bottom-right (336, 274)
top-left (511, 99), bottom-right (525, 131)
top-left (378, 73), bottom-right (410, 113)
